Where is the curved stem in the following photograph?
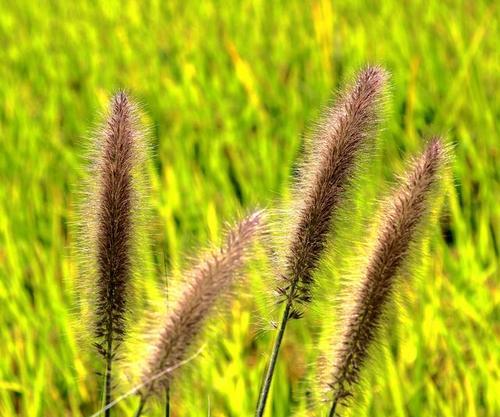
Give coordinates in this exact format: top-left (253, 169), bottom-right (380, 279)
top-left (134, 397), bottom-right (146, 417)
top-left (165, 387), bottom-right (170, 417)
top-left (165, 270), bottom-right (171, 417)
top-left (104, 339), bottom-right (113, 417)
top-left (328, 396), bottom-right (339, 417)
top-left (255, 297), bottom-right (293, 417)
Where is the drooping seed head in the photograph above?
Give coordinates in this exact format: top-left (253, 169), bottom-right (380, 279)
top-left (140, 211), bottom-right (264, 397)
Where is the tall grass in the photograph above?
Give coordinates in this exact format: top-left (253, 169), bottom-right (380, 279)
top-left (135, 211), bottom-right (263, 416)
top-left (322, 138), bottom-right (449, 416)
top-left (256, 66), bottom-right (387, 416)
top-left (0, 1), bottom-right (498, 416)
top-left (82, 92), bottom-right (143, 416)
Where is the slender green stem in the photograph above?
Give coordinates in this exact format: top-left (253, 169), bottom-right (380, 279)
top-left (134, 396), bottom-right (146, 417)
top-left (165, 387), bottom-right (170, 417)
top-left (165, 268), bottom-right (171, 417)
top-left (104, 339), bottom-right (113, 417)
top-left (255, 295), bottom-right (294, 417)
top-left (100, 365), bottom-right (107, 415)
top-left (328, 397), bottom-right (339, 417)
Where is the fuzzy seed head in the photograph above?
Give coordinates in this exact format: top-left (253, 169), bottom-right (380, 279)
top-left (280, 67), bottom-right (388, 315)
top-left (140, 211), bottom-right (264, 397)
top-left (325, 138), bottom-right (448, 409)
top-left (90, 91), bottom-right (143, 359)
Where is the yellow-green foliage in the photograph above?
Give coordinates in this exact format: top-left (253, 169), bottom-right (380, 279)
top-left (0, 1), bottom-right (498, 416)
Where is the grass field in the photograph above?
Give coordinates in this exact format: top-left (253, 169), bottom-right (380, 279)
top-left (0, 1), bottom-right (498, 416)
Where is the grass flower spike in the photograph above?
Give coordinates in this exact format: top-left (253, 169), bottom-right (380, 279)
top-left (83, 92), bottom-right (145, 416)
top-left (134, 211), bottom-right (264, 416)
top-left (325, 138), bottom-right (448, 416)
top-left (282, 65), bottom-right (388, 314)
top-left (256, 66), bottom-right (388, 416)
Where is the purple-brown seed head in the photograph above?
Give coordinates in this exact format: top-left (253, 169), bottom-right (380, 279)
top-left (90, 92), bottom-right (144, 359)
top-left (325, 138), bottom-right (448, 410)
top-left (280, 67), bottom-right (388, 316)
top-left (140, 211), bottom-right (264, 397)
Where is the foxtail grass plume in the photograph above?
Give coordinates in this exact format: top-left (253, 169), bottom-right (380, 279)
top-left (325, 138), bottom-right (448, 416)
top-left (135, 211), bottom-right (264, 415)
top-left (84, 91), bottom-right (146, 415)
top-left (280, 66), bottom-right (388, 317)
top-left (256, 66), bottom-right (388, 417)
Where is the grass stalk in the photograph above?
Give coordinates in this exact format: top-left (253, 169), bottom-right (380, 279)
top-left (104, 345), bottom-right (112, 417)
top-left (323, 138), bottom-right (448, 415)
top-left (136, 212), bottom-right (263, 414)
top-left (133, 397), bottom-right (146, 417)
top-left (327, 398), bottom-right (338, 417)
top-left (81, 91), bottom-right (146, 416)
top-left (255, 291), bottom-right (294, 417)
top-left (256, 66), bottom-right (387, 416)
top-left (165, 387), bottom-right (170, 417)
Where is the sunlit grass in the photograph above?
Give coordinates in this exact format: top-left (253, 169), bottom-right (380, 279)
top-left (0, 1), bottom-right (498, 416)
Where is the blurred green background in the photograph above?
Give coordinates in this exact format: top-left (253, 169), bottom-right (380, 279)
top-left (0, 1), bottom-right (498, 416)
